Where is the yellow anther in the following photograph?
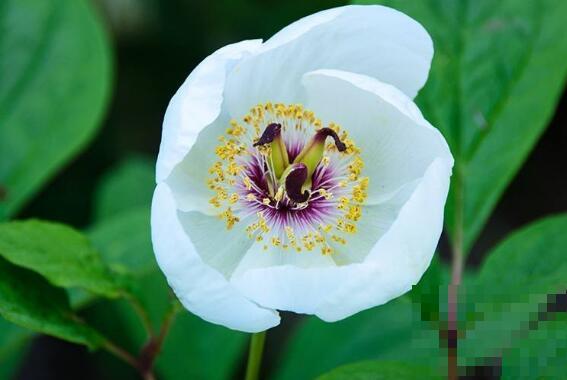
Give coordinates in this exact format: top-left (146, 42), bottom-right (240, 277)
top-left (284, 226), bottom-right (297, 245)
top-left (209, 197), bottom-right (221, 208)
top-left (321, 246), bottom-right (333, 255)
top-left (319, 224), bottom-right (332, 233)
top-left (346, 205), bottom-right (362, 221)
top-left (209, 102), bottom-right (367, 255)
top-left (331, 235), bottom-right (347, 244)
top-left (343, 223), bottom-right (357, 234)
top-left (243, 176), bottom-right (253, 190)
top-left (329, 122), bottom-right (340, 133)
top-left (352, 182), bottom-right (368, 203)
top-left (274, 186), bottom-right (284, 202)
top-left (227, 161), bottom-right (242, 176)
top-left (220, 208), bottom-right (239, 230)
top-left (227, 121), bottom-right (246, 137)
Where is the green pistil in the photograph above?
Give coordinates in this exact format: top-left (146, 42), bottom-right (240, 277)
top-left (293, 127), bottom-right (346, 178)
top-left (253, 123), bottom-right (289, 178)
top-left (254, 125), bottom-right (346, 202)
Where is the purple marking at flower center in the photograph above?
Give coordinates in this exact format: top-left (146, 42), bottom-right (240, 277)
top-left (236, 145), bottom-right (341, 233)
top-left (209, 103), bottom-right (367, 254)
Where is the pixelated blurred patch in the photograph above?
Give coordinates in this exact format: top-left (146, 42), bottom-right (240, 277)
top-left (459, 214), bottom-right (567, 378)
top-left (409, 257), bottom-right (450, 326)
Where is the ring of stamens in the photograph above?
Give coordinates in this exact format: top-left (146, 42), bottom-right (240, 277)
top-left (208, 103), bottom-right (368, 255)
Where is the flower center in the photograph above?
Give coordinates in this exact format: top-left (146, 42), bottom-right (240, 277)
top-left (208, 103), bottom-right (368, 255)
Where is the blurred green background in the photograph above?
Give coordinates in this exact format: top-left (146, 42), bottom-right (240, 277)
top-left (2, 0), bottom-right (567, 379)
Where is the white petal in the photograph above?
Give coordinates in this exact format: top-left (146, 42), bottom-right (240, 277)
top-left (151, 182), bottom-right (280, 332)
top-left (156, 39), bottom-right (262, 183)
top-left (329, 180), bottom-right (420, 265)
top-left (177, 211), bottom-right (256, 278)
top-left (302, 69), bottom-right (452, 205)
top-left (315, 158), bottom-right (451, 321)
top-left (232, 70), bottom-right (452, 317)
top-left (224, 5), bottom-right (433, 117)
top-left (231, 158), bottom-right (449, 317)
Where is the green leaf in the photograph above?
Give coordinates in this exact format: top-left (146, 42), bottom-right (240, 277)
top-left (0, 0), bottom-right (112, 220)
top-left (0, 256), bottom-right (104, 349)
top-left (316, 361), bottom-right (441, 380)
top-left (0, 220), bottom-right (120, 297)
top-left (476, 214), bottom-right (567, 294)
top-left (461, 214), bottom-right (567, 377)
top-left (89, 208), bottom-right (154, 277)
top-left (94, 156), bottom-right (155, 220)
top-left (356, 0), bottom-right (567, 252)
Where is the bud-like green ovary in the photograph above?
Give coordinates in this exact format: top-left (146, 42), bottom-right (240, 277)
top-left (253, 123), bottom-right (289, 179)
top-left (271, 133), bottom-right (289, 179)
top-left (255, 125), bottom-right (346, 199)
top-left (293, 128), bottom-right (347, 185)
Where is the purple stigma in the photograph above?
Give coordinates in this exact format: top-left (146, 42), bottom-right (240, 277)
top-left (253, 123), bottom-right (282, 147)
top-left (314, 128), bottom-right (347, 152)
top-left (285, 163), bottom-right (310, 203)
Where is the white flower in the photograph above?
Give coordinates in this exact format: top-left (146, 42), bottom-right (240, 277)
top-left (151, 5), bottom-right (453, 332)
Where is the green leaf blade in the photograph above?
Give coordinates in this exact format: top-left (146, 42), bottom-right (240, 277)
top-left (0, 0), bottom-right (112, 219)
top-left (477, 214), bottom-right (567, 294)
top-left (0, 220), bottom-right (120, 298)
top-left (0, 256), bottom-right (104, 349)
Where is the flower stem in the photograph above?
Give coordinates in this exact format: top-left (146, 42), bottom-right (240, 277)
top-left (102, 301), bottom-right (181, 380)
top-left (102, 338), bottom-right (139, 370)
top-left (448, 163), bottom-right (465, 380)
top-left (138, 302), bottom-right (180, 378)
top-left (125, 291), bottom-right (154, 338)
top-left (245, 331), bottom-right (267, 380)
